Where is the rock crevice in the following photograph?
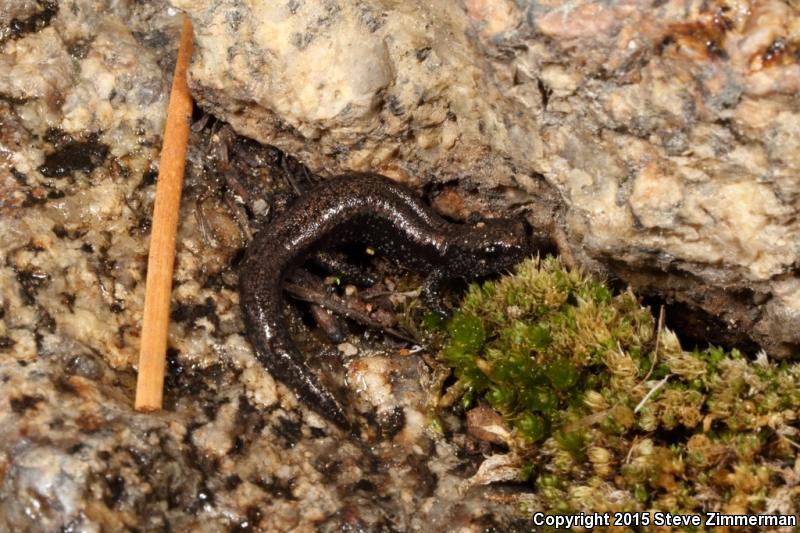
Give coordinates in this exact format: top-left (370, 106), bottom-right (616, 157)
top-left (177, 0), bottom-right (800, 356)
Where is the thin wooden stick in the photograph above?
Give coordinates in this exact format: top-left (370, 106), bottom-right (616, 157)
top-left (135, 16), bottom-right (194, 412)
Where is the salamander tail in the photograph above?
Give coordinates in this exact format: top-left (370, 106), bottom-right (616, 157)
top-left (266, 349), bottom-right (351, 431)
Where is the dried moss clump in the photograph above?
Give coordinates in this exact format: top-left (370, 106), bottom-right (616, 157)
top-left (436, 257), bottom-right (800, 519)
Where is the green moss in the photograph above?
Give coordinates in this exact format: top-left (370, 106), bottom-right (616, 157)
top-left (421, 310), bottom-right (446, 332)
top-left (428, 256), bottom-right (800, 522)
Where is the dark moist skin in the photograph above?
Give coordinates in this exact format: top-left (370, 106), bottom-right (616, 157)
top-left (239, 172), bottom-right (533, 429)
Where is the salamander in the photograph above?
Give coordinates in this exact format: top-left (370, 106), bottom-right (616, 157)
top-left (239, 172), bottom-right (534, 429)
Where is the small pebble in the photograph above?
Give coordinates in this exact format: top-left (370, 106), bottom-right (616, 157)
top-left (337, 342), bottom-right (358, 356)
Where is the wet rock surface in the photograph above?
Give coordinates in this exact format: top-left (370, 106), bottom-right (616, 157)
top-left (177, 0), bottom-right (800, 357)
top-left (0, 2), bottom-right (532, 530)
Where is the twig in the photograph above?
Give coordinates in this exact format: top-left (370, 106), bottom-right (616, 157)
top-left (642, 305), bottom-right (665, 383)
top-left (283, 281), bottom-right (418, 344)
top-left (779, 434), bottom-right (800, 450)
top-left (362, 289), bottom-right (421, 300)
top-left (562, 408), bottom-right (612, 433)
top-left (634, 374), bottom-right (671, 414)
top-left (135, 16), bottom-right (194, 412)
top-left (309, 304), bottom-right (345, 343)
top-left (280, 155), bottom-right (302, 196)
top-left (625, 436), bottom-right (641, 464)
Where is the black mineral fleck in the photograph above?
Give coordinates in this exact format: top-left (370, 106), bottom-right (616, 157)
top-left (39, 136), bottom-right (109, 178)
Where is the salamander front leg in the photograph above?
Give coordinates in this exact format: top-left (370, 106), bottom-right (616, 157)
top-left (309, 251), bottom-right (377, 287)
top-left (420, 270), bottom-right (451, 319)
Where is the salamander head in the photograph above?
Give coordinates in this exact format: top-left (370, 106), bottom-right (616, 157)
top-left (449, 217), bottom-right (534, 277)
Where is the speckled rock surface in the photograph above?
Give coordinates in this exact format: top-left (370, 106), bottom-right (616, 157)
top-left (176, 0), bottom-right (800, 357)
top-left (0, 1), bottom-right (533, 530)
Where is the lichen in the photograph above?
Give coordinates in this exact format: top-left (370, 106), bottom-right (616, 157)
top-left (431, 257), bottom-right (800, 523)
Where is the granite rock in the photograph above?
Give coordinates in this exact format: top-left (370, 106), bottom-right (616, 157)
top-left (0, 2), bottom-right (532, 529)
top-left (176, 0), bottom-right (800, 356)
top-left (1, 0), bottom-right (797, 529)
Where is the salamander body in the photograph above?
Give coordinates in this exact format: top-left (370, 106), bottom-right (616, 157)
top-left (239, 173), bottom-right (533, 428)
